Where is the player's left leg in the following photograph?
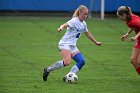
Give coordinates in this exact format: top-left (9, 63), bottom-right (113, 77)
top-left (63, 46), bottom-right (85, 82)
top-left (69, 51), bottom-right (85, 74)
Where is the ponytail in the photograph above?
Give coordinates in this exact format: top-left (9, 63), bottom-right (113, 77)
top-left (125, 6), bottom-right (132, 15)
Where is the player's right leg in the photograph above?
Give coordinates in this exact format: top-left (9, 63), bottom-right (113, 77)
top-left (130, 47), bottom-right (140, 71)
top-left (136, 52), bottom-right (140, 75)
top-left (43, 49), bottom-right (71, 81)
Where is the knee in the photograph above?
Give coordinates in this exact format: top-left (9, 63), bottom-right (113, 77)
top-left (79, 59), bottom-right (85, 66)
top-left (130, 58), bottom-right (137, 64)
top-left (76, 59), bottom-right (85, 70)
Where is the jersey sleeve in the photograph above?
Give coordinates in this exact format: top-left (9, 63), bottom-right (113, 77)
top-left (128, 19), bottom-right (140, 29)
top-left (84, 21), bottom-right (88, 32)
top-left (66, 18), bottom-right (75, 28)
top-left (133, 20), bottom-right (140, 29)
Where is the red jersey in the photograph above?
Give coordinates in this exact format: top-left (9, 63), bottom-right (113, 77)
top-left (126, 14), bottom-right (140, 48)
top-left (126, 14), bottom-right (140, 34)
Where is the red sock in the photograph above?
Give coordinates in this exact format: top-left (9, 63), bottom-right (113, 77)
top-left (136, 67), bottom-right (140, 75)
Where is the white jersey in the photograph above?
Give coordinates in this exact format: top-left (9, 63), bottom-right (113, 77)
top-left (59, 17), bottom-right (88, 45)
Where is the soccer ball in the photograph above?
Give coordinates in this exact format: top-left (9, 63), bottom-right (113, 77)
top-left (64, 73), bottom-right (78, 83)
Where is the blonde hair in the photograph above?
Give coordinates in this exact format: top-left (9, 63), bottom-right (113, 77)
top-left (117, 6), bottom-right (132, 20)
top-left (73, 5), bottom-right (88, 18)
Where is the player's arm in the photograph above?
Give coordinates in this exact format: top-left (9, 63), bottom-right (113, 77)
top-left (129, 21), bottom-right (140, 41)
top-left (121, 28), bottom-right (134, 41)
top-left (85, 32), bottom-right (102, 46)
top-left (130, 31), bottom-right (140, 41)
top-left (57, 23), bottom-right (69, 32)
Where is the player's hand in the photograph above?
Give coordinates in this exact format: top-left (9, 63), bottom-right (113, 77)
top-left (129, 37), bottom-right (137, 42)
top-left (57, 28), bottom-right (62, 32)
top-left (95, 42), bottom-right (102, 46)
top-left (121, 34), bottom-right (128, 41)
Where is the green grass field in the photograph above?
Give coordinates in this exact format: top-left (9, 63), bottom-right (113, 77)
top-left (0, 17), bottom-right (140, 93)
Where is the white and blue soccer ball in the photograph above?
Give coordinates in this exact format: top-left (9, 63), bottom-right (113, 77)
top-left (64, 73), bottom-right (78, 83)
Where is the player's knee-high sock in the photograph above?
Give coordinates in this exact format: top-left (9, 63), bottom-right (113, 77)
top-left (70, 65), bottom-right (79, 74)
top-left (69, 53), bottom-right (85, 74)
top-left (47, 60), bottom-right (65, 72)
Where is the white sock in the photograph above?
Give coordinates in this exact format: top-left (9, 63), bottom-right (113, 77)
top-left (69, 65), bottom-right (79, 74)
top-left (47, 60), bottom-right (64, 72)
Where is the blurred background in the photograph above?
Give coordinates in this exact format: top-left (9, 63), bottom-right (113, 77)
top-left (0, 0), bottom-right (140, 18)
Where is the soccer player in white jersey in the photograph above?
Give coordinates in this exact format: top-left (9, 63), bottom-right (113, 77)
top-left (43, 5), bottom-right (102, 81)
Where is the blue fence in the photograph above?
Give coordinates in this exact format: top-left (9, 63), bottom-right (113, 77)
top-left (0, 0), bottom-right (140, 12)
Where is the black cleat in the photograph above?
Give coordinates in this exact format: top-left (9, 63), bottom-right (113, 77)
top-left (43, 68), bottom-right (50, 81)
top-left (63, 77), bottom-right (66, 82)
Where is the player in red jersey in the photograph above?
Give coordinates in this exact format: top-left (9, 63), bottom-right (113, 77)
top-left (117, 6), bottom-right (140, 75)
